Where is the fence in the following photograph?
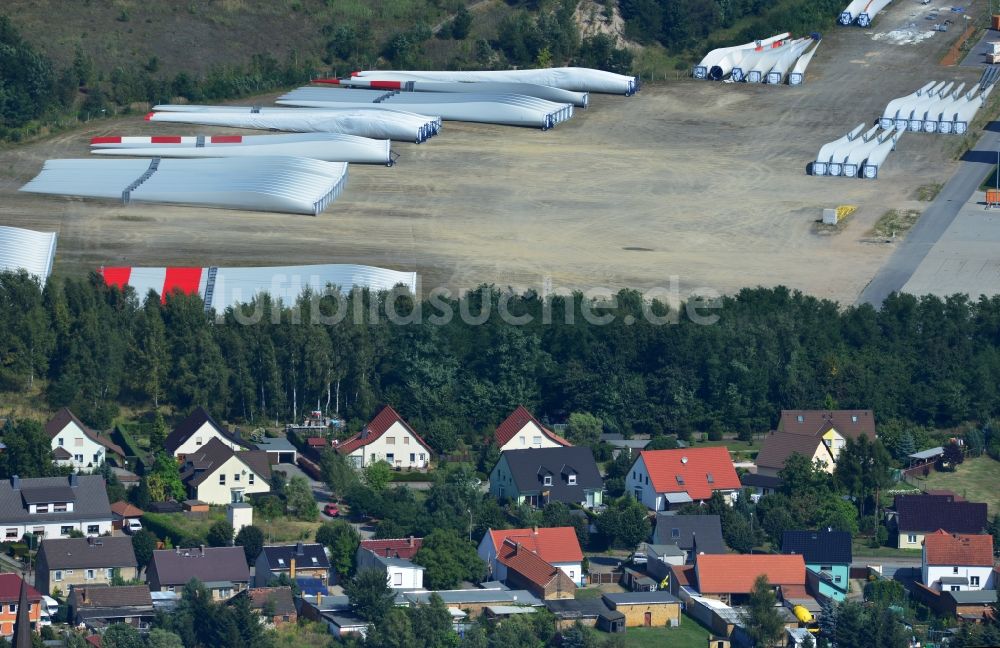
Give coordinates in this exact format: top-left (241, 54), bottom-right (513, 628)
top-left (588, 571), bottom-right (623, 585)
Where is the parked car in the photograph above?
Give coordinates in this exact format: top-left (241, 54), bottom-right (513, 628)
top-left (124, 519), bottom-right (143, 535)
top-left (323, 503), bottom-right (339, 517)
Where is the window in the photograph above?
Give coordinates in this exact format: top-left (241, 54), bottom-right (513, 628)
top-left (520, 436), bottom-right (526, 446)
top-left (907, 534), bottom-right (917, 543)
top-left (54, 571), bottom-right (62, 582)
top-left (218, 588), bottom-right (231, 599)
top-left (106, 569), bottom-right (114, 579)
top-left (419, 453), bottom-right (425, 461)
top-left (953, 566), bottom-right (959, 574)
top-left (75, 437), bottom-right (84, 447)
top-left (409, 453), bottom-right (415, 463)
top-left (234, 473), bottom-right (241, 482)
top-left (87, 525), bottom-right (99, 535)
top-left (567, 474), bottom-right (577, 485)
top-left (58, 438), bottom-right (64, 447)
top-left (249, 474), bottom-right (255, 485)
top-left (797, 415), bottom-right (804, 422)
top-left (53, 503), bottom-right (67, 513)
top-left (386, 437), bottom-right (396, 445)
top-left (851, 415), bottom-right (858, 423)
top-left (196, 437), bottom-right (203, 446)
top-left (533, 436), bottom-right (542, 445)
top-left (403, 437), bottom-right (410, 445)
top-left (86, 569), bottom-right (95, 580)
top-left (386, 453), bottom-right (395, 464)
top-left (393, 573), bottom-right (403, 586)
top-left (569, 571), bottom-right (575, 580)
top-left (167, 586), bottom-right (175, 592)
top-left (219, 474), bottom-right (226, 485)
top-left (60, 526), bottom-right (73, 536)
top-left (821, 565), bottom-right (832, 572)
top-left (8, 604), bottom-right (14, 613)
top-left (74, 454), bottom-right (83, 463)
top-left (971, 576), bottom-right (980, 586)
top-left (4, 530), bottom-right (16, 541)
top-left (36, 504), bottom-right (49, 514)
top-left (644, 475), bottom-right (648, 485)
top-left (951, 586), bottom-right (960, 592)
top-left (671, 528), bottom-right (680, 539)
top-left (93, 453), bottom-right (100, 463)
top-left (543, 475), bottom-right (552, 486)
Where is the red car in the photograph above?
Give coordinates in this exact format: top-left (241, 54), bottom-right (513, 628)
top-left (323, 503), bottom-right (339, 517)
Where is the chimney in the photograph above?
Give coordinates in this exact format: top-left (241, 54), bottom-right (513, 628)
top-left (296, 542), bottom-right (305, 556)
top-left (315, 591), bottom-right (322, 607)
top-left (408, 536), bottom-right (415, 548)
top-left (10, 476), bottom-right (19, 491)
top-left (80, 589), bottom-right (87, 604)
top-left (87, 536), bottom-right (95, 547)
top-left (532, 526), bottom-right (538, 536)
top-left (290, 557), bottom-right (296, 579)
top-left (200, 545), bottom-right (205, 556)
top-left (69, 473), bottom-right (78, 488)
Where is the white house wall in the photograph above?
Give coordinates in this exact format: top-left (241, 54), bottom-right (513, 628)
top-left (173, 421), bottom-right (242, 458)
top-left (624, 456), bottom-right (662, 511)
top-left (498, 422), bottom-right (563, 453)
top-left (345, 421), bottom-right (430, 468)
top-left (193, 454), bottom-right (270, 505)
top-left (51, 422), bottom-right (105, 470)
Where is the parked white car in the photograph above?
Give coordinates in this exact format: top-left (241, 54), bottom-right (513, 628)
top-left (124, 519), bottom-right (142, 535)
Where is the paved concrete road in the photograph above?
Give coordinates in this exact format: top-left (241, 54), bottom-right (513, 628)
top-left (858, 122), bottom-right (1000, 307)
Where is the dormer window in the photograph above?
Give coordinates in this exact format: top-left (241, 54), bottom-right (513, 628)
top-left (851, 415), bottom-right (858, 423)
top-left (797, 415), bottom-right (804, 422)
top-left (543, 475), bottom-right (552, 486)
top-left (671, 528), bottom-right (680, 539)
top-left (278, 558), bottom-right (285, 566)
top-left (567, 474), bottom-right (577, 485)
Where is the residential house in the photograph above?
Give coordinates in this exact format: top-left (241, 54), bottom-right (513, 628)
top-left (67, 585), bottom-right (155, 631)
top-left (626, 448), bottom-right (741, 511)
top-left (921, 530), bottom-right (995, 592)
top-left (147, 546), bottom-right (250, 601)
top-left (358, 537), bottom-right (423, 561)
top-left (0, 475), bottom-right (113, 541)
top-left (890, 494), bottom-right (988, 550)
top-left (0, 575), bottom-right (41, 637)
top-left (110, 501), bottom-right (143, 531)
top-left (45, 408), bottom-right (125, 471)
top-left (756, 409), bottom-right (877, 477)
top-left (165, 406), bottom-right (249, 460)
top-left (494, 407), bottom-right (571, 453)
top-left (179, 438), bottom-right (271, 505)
top-left (739, 472), bottom-right (783, 499)
top-left (356, 546), bottom-right (425, 590)
top-left (35, 536), bottom-right (138, 595)
top-left (489, 446), bottom-right (603, 509)
top-left (235, 587), bottom-right (297, 627)
top-left (478, 527), bottom-right (584, 586)
top-left (652, 514), bottom-right (726, 561)
top-left (254, 542), bottom-right (330, 587)
top-left (496, 539), bottom-right (576, 600)
top-left (336, 405), bottom-right (433, 469)
top-left (693, 554), bottom-right (807, 605)
top-left (781, 529), bottom-right (852, 601)
top-left (398, 588), bottom-right (544, 617)
top-left (545, 598), bottom-right (625, 632)
top-left (602, 592), bottom-right (682, 628)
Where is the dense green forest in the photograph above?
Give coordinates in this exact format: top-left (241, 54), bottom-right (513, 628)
top-left (1, 270), bottom-right (999, 452)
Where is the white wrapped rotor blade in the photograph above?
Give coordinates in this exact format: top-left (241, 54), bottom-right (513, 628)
top-left (907, 82), bottom-right (950, 131)
top-left (20, 157), bottom-right (350, 215)
top-left (923, 83), bottom-right (965, 133)
top-left (746, 40), bottom-right (806, 83)
top-left (862, 132), bottom-right (903, 179)
top-left (843, 128), bottom-right (896, 177)
top-left (0, 226), bottom-right (57, 286)
top-left (880, 81), bottom-right (936, 129)
top-left (788, 41), bottom-right (820, 85)
top-left (767, 39), bottom-right (813, 84)
top-left (317, 78), bottom-right (590, 107)
top-left (857, 0), bottom-right (893, 27)
top-left (814, 123), bottom-right (866, 175)
top-left (351, 67), bottom-right (638, 95)
top-left (840, 0), bottom-right (867, 25)
top-left (90, 133), bottom-right (394, 165)
top-left (828, 125), bottom-right (879, 176)
top-left (952, 84), bottom-right (994, 134)
top-left (693, 32), bottom-right (790, 79)
top-left (279, 87), bottom-right (397, 103)
top-left (146, 109), bottom-right (440, 143)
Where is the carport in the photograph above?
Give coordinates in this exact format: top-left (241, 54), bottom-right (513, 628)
top-left (255, 437), bottom-right (298, 465)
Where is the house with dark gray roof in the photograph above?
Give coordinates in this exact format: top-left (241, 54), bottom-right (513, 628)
top-left (67, 585), bottom-right (154, 631)
top-left (545, 598), bottom-right (625, 633)
top-left (0, 474), bottom-right (112, 542)
top-left (45, 408), bottom-right (125, 470)
top-left (254, 542), bottom-right (330, 587)
top-left (489, 447), bottom-right (603, 508)
top-left (781, 529), bottom-right (852, 601)
top-left (652, 514), bottom-right (726, 560)
top-left (165, 407), bottom-right (249, 459)
top-left (147, 546), bottom-right (250, 601)
top-left (179, 438), bottom-right (271, 505)
top-left (890, 493), bottom-right (988, 550)
top-left (35, 536), bottom-right (138, 595)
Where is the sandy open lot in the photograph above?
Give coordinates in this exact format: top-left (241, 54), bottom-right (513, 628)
top-left (0, 2), bottom-right (984, 303)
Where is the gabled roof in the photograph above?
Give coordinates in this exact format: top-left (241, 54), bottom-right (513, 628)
top-left (0, 575), bottom-right (41, 603)
top-left (260, 543), bottom-right (330, 571)
top-left (636, 448), bottom-right (740, 500)
top-left (755, 432), bottom-right (830, 471)
top-left (652, 514), bottom-right (726, 554)
top-left (740, 472), bottom-right (783, 490)
top-left (0, 475), bottom-right (111, 525)
top-left (180, 438), bottom-right (271, 488)
top-left (149, 547), bottom-right (249, 587)
top-left (695, 554), bottom-right (806, 595)
top-left (779, 410), bottom-right (876, 439)
top-left (781, 530), bottom-right (852, 564)
top-left (359, 537), bottom-right (423, 561)
top-left (69, 585), bottom-right (152, 609)
top-left (45, 408), bottom-right (125, 457)
top-left (494, 406), bottom-right (571, 448)
top-left (242, 587), bottom-right (296, 616)
top-left (336, 405), bottom-right (432, 456)
top-left (497, 540), bottom-right (565, 590)
top-left (487, 527), bottom-right (583, 563)
top-left (110, 502), bottom-right (144, 519)
top-left (923, 530), bottom-right (994, 566)
top-left (893, 494), bottom-right (988, 534)
top-left (499, 447), bottom-right (602, 503)
top-left (165, 406), bottom-right (247, 454)
top-left (38, 536), bottom-right (137, 570)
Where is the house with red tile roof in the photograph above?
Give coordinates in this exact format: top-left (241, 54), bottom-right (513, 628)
top-left (693, 554), bottom-right (807, 605)
top-left (625, 448), bottom-right (741, 511)
top-left (0, 574), bottom-right (41, 637)
top-left (496, 539), bottom-right (576, 600)
top-left (336, 406), bottom-right (432, 469)
top-left (494, 407), bottom-right (571, 453)
top-left (477, 527), bottom-right (584, 586)
top-left (359, 537), bottom-right (423, 561)
top-left (921, 530), bottom-right (996, 592)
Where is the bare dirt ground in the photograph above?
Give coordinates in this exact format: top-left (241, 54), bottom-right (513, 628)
top-left (0, 2), bottom-right (985, 303)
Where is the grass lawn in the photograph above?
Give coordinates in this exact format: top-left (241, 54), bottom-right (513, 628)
top-left (623, 615), bottom-right (712, 647)
top-left (911, 456), bottom-right (1000, 515)
top-left (851, 540), bottom-right (922, 559)
top-left (574, 587), bottom-right (604, 600)
top-left (144, 509), bottom-right (321, 544)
